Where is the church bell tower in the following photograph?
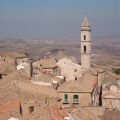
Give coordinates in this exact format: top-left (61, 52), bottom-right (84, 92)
top-left (80, 16), bottom-right (91, 69)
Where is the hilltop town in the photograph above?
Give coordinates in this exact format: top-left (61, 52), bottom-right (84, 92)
top-left (0, 17), bottom-right (120, 120)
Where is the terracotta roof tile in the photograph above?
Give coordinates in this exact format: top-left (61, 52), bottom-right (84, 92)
top-left (0, 100), bottom-right (20, 114)
top-left (39, 57), bottom-right (57, 68)
top-left (74, 107), bottom-right (104, 120)
top-left (58, 73), bottom-right (97, 93)
top-left (49, 104), bottom-right (69, 120)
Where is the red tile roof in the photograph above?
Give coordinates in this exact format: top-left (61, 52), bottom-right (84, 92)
top-left (58, 73), bottom-right (97, 93)
top-left (0, 100), bottom-right (20, 114)
top-left (49, 104), bottom-right (69, 120)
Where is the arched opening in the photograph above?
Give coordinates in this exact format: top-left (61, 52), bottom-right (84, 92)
top-left (84, 35), bottom-right (86, 40)
top-left (0, 74), bottom-right (2, 79)
top-left (84, 46), bottom-right (86, 53)
top-left (64, 76), bottom-right (66, 82)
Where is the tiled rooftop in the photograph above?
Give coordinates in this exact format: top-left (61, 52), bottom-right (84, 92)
top-left (49, 104), bottom-right (69, 120)
top-left (58, 73), bottom-right (97, 93)
top-left (0, 100), bottom-right (20, 114)
top-left (73, 107), bottom-right (104, 120)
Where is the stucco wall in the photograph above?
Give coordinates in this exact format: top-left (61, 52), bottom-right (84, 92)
top-left (102, 98), bottom-right (120, 109)
top-left (58, 92), bottom-right (92, 107)
top-left (58, 58), bottom-right (82, 81)
top-left (81, 30), bottom-right (91, 69)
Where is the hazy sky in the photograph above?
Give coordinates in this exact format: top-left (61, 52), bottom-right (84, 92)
top-left (0, 0), bottom-right (120, 39)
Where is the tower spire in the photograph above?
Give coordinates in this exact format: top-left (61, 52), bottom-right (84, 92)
top-left (81, 16), bottom-right (91, 31)
top-left (81, 16), bottom-right (90, 27)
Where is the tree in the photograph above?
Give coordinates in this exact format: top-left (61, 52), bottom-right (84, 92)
top-left (113, 68), bottom-right (120, 75)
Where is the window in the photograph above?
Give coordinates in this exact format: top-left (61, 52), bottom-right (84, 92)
top-left (63, 94), bottom-right (68, 104)
top-left (29, 106), bottom-right (34, 113)
top-left (64, 77), bottom-right (66, 82)
top-left (20, 104), bottom-right (22, 116)
top-left (0, 74), bottom-right (2, 79)
top-left (84, 46), bottom-right (86, 53)
top-left (54, 69), bottom-right (57, 74)
top-left (73, 95), bottom-right (79, 103)
top-left (74, 69), bottom-right (77, 72)
top-left (84, 35), bottom-right (86, 40)
top-left (75, 77), bottom-right (77, 81)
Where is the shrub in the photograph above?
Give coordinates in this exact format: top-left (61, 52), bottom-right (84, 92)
top-left (113, 68), bottom-right (120, 75)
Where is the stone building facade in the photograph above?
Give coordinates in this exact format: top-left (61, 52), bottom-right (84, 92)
top-left (102, 81), bottom-right (120, 110)
top-left (16, 57), bottom-right (32, 77)
top-left (57, 73), bottom-right (99, 107)
top-left (58, 58), bottom-right (82, 81)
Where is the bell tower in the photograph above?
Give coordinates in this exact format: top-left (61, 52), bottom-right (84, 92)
top-left (80, 16), bottom-right (91, 69)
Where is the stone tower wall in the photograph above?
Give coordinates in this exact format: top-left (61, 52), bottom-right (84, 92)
top-left (80, 17), bottom-right (91, 69)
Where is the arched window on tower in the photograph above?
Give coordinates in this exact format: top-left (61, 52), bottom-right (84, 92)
top-left (84, 46), bottom-right (86, 53)
top-left (84, 35), bottom-right (86, 40)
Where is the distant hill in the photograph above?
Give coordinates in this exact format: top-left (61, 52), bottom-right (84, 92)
top-left (0, 38), bottom-right (120, 68)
